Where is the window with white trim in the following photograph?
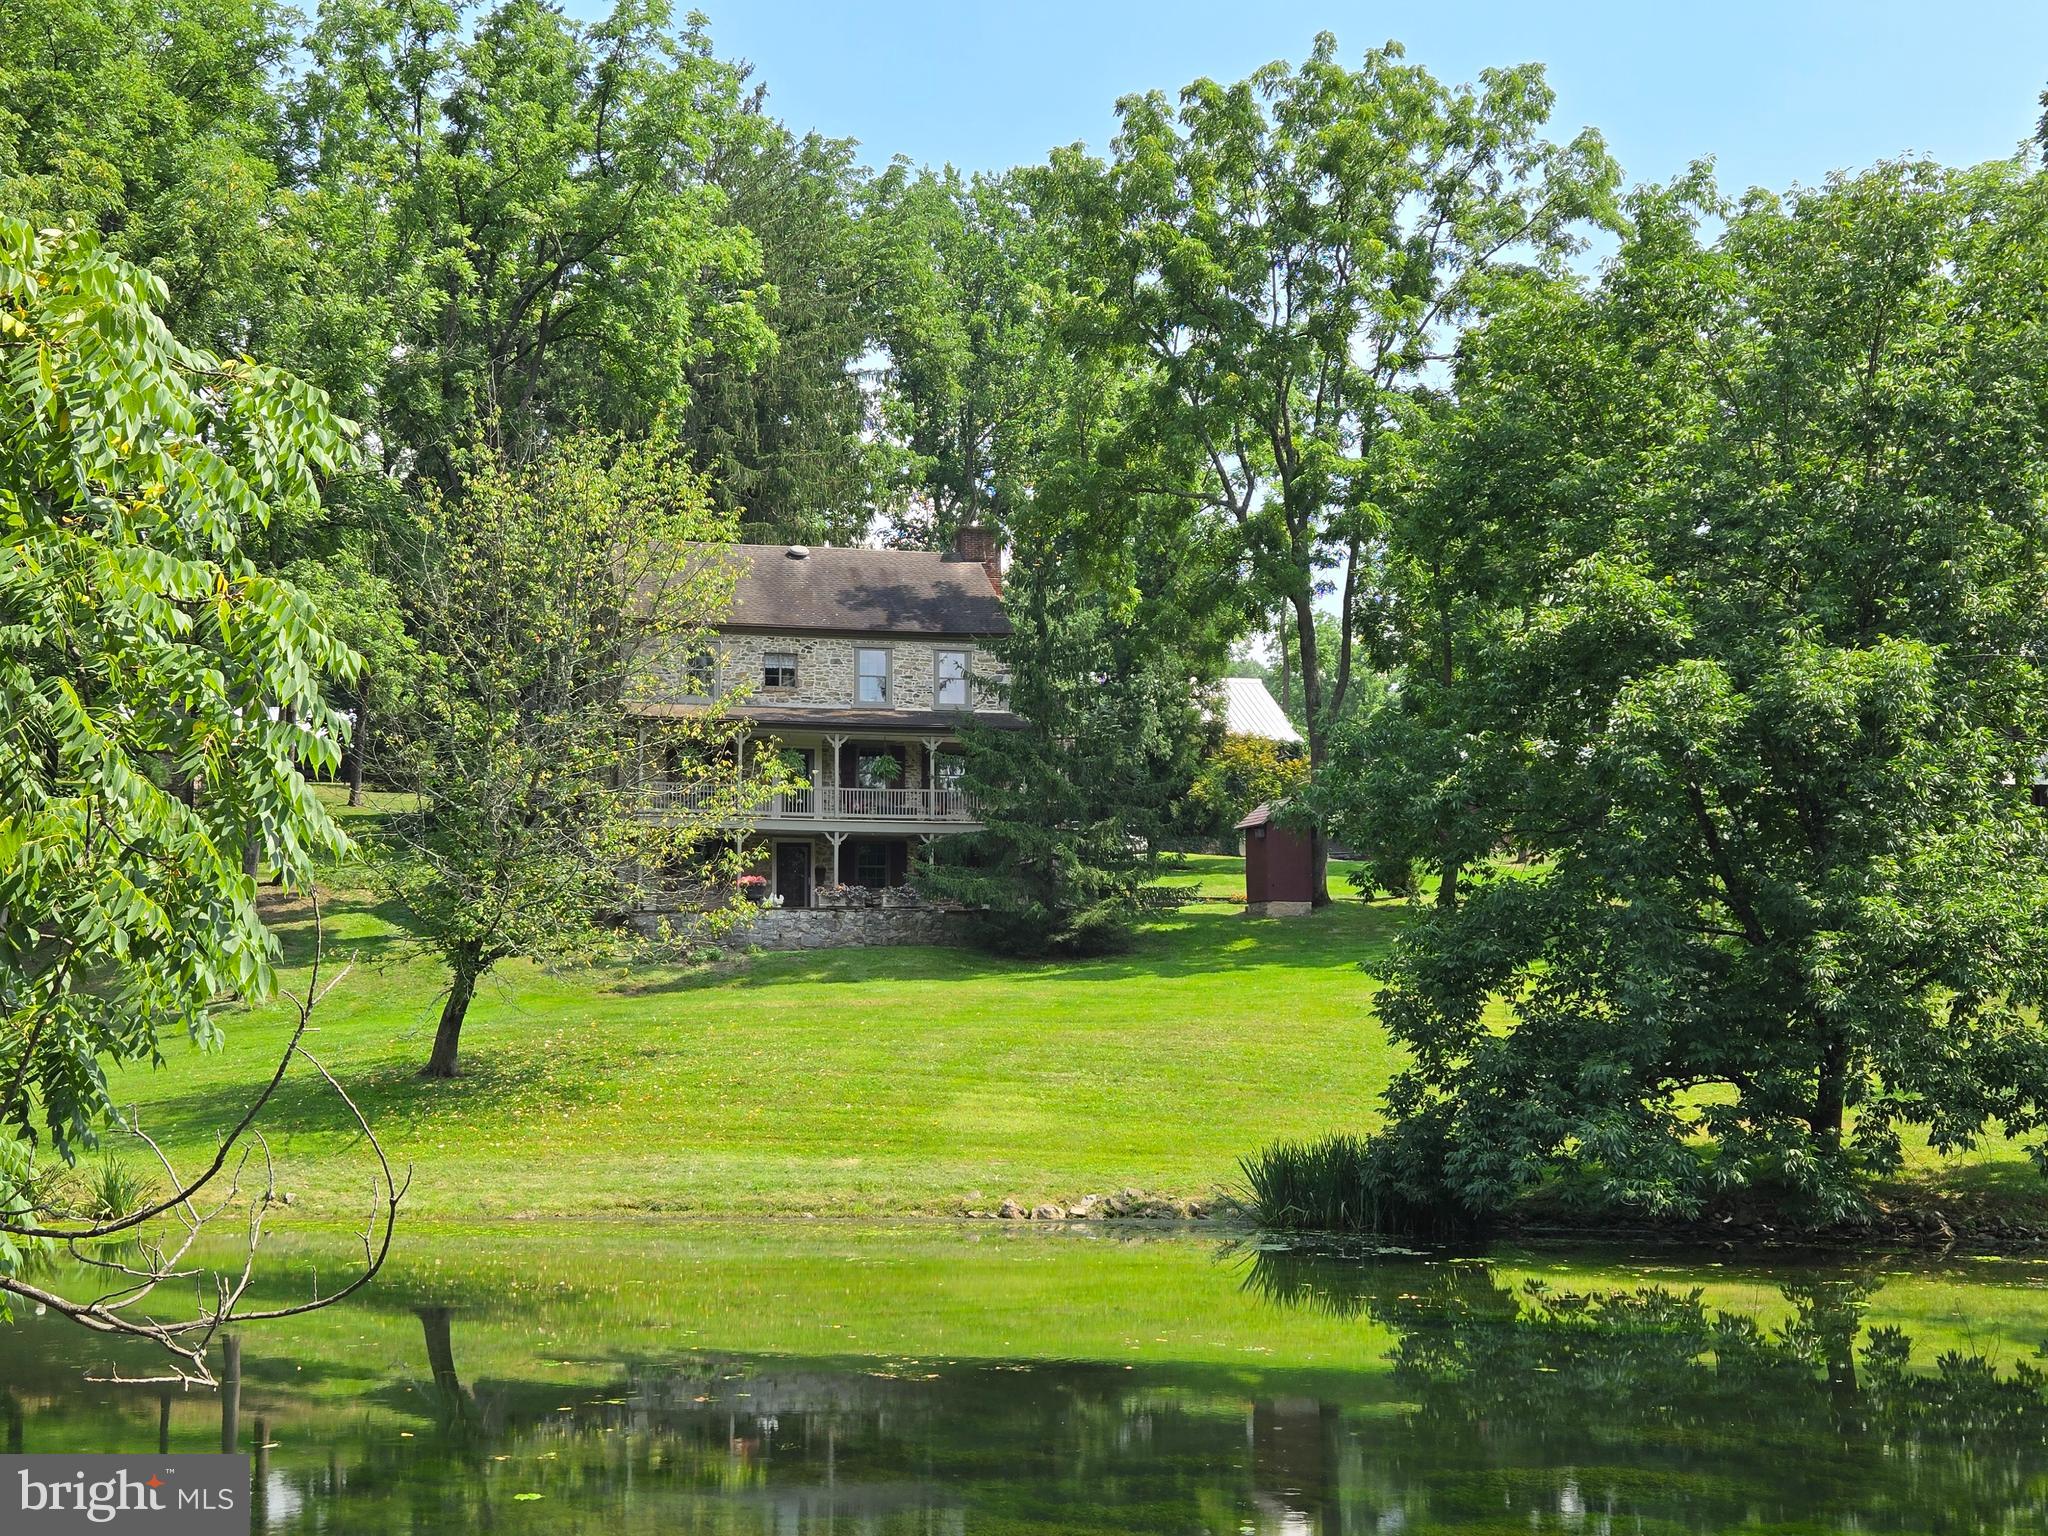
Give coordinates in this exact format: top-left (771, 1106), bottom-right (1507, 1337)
top-left (935, 649), bottom-right (969, 708)
top-left (856, 647), bottom-right (890, 703)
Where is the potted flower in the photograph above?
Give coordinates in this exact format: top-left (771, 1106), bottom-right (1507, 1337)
top-left (737, 873), bottom-right (769, 905)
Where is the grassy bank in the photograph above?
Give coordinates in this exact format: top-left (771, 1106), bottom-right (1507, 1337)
top-left (107, 798), bottom-right (1405, 1223)
top-left (95, 788), bottom-right (2048, 1234)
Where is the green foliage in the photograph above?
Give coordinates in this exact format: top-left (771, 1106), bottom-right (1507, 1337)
top-left (1363, 159), bottom-right (2048, 1222)
top-left (1239, 1132), bottom-right (1390, 1234)
top-left (1186, 731), bottom-right (1307, 839)
top-left (77, 1155), bottom-right (157, 1224)
top-left (0, 0), bottom-right (302, 352)
top-left (679, 120), bottom-right (894, 544)
top-left (867, 167), bottom-right (1063, 544)
top-left (375, 431), bottom-right (771, 1075)
top-left (1040, 35), bottom-right (1620, 811)
top-left (925, 549), bottom-right (1205, 957)
top-left (0, 223), bottom-right (356, 1188)
top-left (286, 0), bottom-right (773, 485)
top-left (1238, 1120), bottom-right (1474, 1238)
top-left (285, 547), bottom-right (421, 799)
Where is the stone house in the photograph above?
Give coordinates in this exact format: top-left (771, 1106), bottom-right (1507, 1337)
top-left (632, 528), bottom-right (1013, 925)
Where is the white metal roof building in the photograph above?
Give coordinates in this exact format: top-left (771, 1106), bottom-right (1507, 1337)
top-left (1215, 676), bottom-right (1303, 745)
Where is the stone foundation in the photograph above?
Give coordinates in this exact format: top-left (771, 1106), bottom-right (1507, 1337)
top-left (1244, 900), bottom-right (1313, 918)
top-left (732, 904), bottom-right (972, 950)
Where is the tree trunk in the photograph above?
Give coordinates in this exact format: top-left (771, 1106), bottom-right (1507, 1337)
top-left (347, 692), bottom-right (370, 807)
top-left (417, 1306), bottom-right (473, 1429)
top-left (424, 951), bottom-right (481, 1078)
top-left (242, 835), bottom-right (259, 882)
top-left (1276, 611), bottom-right (1292, 717)
top-left (218, 1336), bottom-right (241, 1453)
top-left (1292, 593), bottom-right (1332, 908)
top-left (1437, 859), bottom-right (1462, 911)
top-left (1811, 1033), bottom-right (1850, 1149)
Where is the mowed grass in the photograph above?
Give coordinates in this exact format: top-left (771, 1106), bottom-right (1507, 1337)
top-left (107, 810), bottom-right (1406, 1225)
top-left (99, 787), bottom-right (2048, 1231)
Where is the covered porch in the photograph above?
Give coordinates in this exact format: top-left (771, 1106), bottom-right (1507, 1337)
top-left (644, 728), bottom-right (977, 831)
top-left (754, 832), bottom-right (939, 909)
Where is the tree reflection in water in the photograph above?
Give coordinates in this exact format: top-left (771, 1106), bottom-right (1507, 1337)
top-left (1239, 1245), bottom-right (2048, 1530)
top-left (7, 1244), bottom-right (2048, 1533)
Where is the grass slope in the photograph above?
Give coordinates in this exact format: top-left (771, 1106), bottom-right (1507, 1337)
top-left (111, 804), bottom-right (1404, 1222)
top-left (99, 788), bottom-right (2048, 1231)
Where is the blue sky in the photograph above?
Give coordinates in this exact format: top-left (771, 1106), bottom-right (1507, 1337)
top-left (573, 1), bottom-right (2047, 194)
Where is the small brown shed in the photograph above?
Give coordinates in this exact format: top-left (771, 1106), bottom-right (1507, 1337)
top-left (1236, 803), bottom-right (1314, 917)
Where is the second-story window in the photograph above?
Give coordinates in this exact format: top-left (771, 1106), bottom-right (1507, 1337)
top-left (762, 650), bottom-right (798, 690)
top-left (935, 649), bottom-right (969, 708)
top-left (682, 649), bottom-right (716, 696)
top-left (856, 647), bottom-right (890, 703)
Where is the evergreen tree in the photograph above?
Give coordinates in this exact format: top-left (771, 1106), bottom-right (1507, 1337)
top-left (925, 546), bottom-right (1203, 956)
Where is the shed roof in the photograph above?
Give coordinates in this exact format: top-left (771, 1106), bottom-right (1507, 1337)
top-left (698, 542), bottom-right (1008, 637)
top-left (1216, 676), bottom-right (1303, 744)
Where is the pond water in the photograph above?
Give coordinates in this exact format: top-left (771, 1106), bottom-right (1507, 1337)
top-left (6, 1221), bottom-right (2048, 1533)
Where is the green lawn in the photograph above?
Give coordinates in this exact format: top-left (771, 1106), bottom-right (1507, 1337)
top-left (98, 788), bottom-right (2048, 1233)
top-left (112, 820), bottom-right (1408, 1225)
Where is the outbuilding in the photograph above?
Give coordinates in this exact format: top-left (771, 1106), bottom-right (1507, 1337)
top-left (1236, 802), bottom-right (1314, 917)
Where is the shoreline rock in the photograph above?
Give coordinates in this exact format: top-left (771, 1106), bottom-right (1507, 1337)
top-left (979, 1188), bottom-right (1237, 1223)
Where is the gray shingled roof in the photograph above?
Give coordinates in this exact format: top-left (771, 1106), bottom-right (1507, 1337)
top-left (700, 543), bottom-right (1007, 637)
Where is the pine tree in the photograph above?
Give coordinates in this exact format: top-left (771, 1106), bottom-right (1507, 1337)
top-left (925, 552), bottom-right (1200, 956)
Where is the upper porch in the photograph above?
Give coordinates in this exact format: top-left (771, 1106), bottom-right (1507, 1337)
top-left (634, 706), bottom-right (998, 833)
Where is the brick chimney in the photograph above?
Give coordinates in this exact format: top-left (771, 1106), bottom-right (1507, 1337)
top-left (950, 523), bottom-right (1002, 594)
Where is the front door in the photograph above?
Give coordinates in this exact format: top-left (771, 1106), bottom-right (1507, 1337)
top-left (774, 841), bottom-right (812, 909)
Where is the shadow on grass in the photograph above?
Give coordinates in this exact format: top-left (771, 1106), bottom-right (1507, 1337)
top-left (258, 884), bottom-right (431, 970)
top-left (127, 1035), bottom-right (569, 1153)
top-left (1879, 1155), bottom-right (2048, 1219)
top-left (630, 899), bottom-right (1410, 993)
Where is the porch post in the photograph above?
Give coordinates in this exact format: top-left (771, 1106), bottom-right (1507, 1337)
top-left (827, 830), bottom-right (846, 887)
top-left (824, 733), bottom-right (847, 818)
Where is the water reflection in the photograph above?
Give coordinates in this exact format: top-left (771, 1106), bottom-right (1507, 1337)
top-left (7, 1233), bottom-right (2048, 1533)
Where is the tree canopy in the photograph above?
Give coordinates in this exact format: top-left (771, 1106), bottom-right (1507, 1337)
top-left (1360, 159), bottom-right (2048, 1222)
top-left (1032, 38), bottom-right (1619, 901)
top-left (0, 220), bottom-right (357, 1248)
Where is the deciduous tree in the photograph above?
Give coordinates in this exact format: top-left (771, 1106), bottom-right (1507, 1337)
top-left (1370, 161), bottom-right (2048, 1222)
top-left (0, 222), bottom-right (398, 1360)
top-left (1047, 36), bottom-right (1618, 899)
top-left (378, 433), bottom-right (769, 1078)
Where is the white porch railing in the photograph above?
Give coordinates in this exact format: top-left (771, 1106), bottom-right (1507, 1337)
top-left (645, 781), bottom-right (974, 823)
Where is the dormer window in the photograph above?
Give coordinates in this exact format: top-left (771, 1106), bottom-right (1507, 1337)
top-left (857, 647), bottom-right (890, 704)
top-left (762, 650), bottom-right (798, 690)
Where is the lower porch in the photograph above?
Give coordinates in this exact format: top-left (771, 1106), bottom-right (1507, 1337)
top-left (747, 832), bottom-right (941, 910)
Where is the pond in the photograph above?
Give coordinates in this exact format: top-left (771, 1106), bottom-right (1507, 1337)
top-left (6, 1221), bottom-right (2048, 1532)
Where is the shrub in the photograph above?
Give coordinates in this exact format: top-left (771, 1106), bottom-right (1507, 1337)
top-left (1239, 1125), bottom-right (1478, 1240)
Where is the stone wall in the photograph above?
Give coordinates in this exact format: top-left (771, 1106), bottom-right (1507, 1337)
top-left (652, 631), bottom-right (1005, 714)
top-left (731, 904), bottom-right (972, 950)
